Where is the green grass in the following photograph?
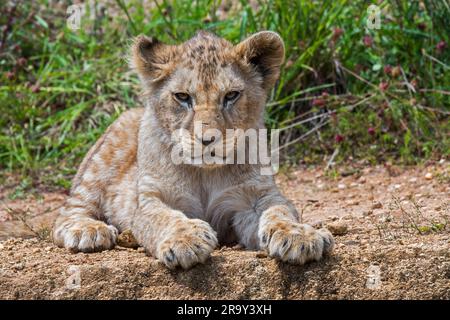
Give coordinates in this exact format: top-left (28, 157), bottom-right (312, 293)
top-left (0, 0), bottom-right (449, 187)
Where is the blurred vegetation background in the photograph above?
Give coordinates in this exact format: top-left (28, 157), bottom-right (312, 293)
top-left (0, 0), bottom-right (449, 189)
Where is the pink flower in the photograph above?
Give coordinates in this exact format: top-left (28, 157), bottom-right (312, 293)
top-left (368, 127), bottom-right (376, 135)
top-left (5, 71), bottom-right (14, 80)
top-left (312, 98), bottom-right (326, 107)
top-left (332, 27), bottom-right (344, 41)
top-left (383, 64), bottom-right (392, 75)
top-left (16, 57), bottom-right (27, 67)
top-left (363, 35), bottom-right (373, 47)
top-left (379, 81), bottom-right (389, 91)
top-left (30, 84), bottom-right (40, 93)
top-left (436, 40), bottom-right (447, 53)
top-left (335, 134), bottom-right (344, 143)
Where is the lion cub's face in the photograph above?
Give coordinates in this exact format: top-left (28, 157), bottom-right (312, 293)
top-left (132, 31), bottom-right (284, 167)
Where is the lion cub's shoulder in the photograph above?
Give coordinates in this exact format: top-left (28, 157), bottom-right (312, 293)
top-left (72, 107), bottom-right (144, 190)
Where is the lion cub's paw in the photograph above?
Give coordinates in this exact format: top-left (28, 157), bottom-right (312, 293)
top-left (258, 222), bottom-right (334, 265)
top-left (53, 218), bottom-right (118, 253)
top-left (156, 219), bottom-right (218, 269)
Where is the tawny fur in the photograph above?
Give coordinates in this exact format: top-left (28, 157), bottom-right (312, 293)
top-left (53, 31), bottom-right (334, 269)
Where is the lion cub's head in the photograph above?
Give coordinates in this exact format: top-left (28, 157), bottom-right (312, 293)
top-left (131, 31), bottom-right (284, 168)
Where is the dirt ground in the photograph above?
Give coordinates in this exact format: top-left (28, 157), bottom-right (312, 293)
top-left (0, 162), bottom-right (449, 299)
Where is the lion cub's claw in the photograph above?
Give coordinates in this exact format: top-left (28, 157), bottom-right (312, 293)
top-left (54, 218), bottom-right (118, 253)
top-left (156, 219), bottom-right (218, 269)
top-left (259, 222), bottom-right (334, 265)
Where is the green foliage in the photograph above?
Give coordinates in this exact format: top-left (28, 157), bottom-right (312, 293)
top-left (0, 0), bottom-right (449, 185)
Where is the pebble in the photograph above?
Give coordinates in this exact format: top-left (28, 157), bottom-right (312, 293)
top-left (137, 247), bottom-right (146, 253)
top-left (232, 244), bottom-right (244, 250)
top-left (349, 200), bottom-right (360, 206)
top-left (0, 243), bottom-right (4, 250)
top-left (408, 177), bottom-right (418, 183)
top-left (371, 202), bottom-right (383, 209)
top-left (425, 172), bottom-right (433, 180)
top-left (338, 183), bottom-right (346, 190)
top-left (13, 263), bottom-right (25, 271)
top-left (327, 221), bottom-right (349, 236)
top-left (310, 220), bottom-right (323, 228)
top-left (255, 251), bottom-right (268, 259)
top-left (343, 240), bottom-right (359, 246)
top-left (363, 210), bottom-right (373, 217)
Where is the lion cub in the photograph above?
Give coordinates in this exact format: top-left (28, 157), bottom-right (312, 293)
top-left (53, 31), bottom-right (334, 269)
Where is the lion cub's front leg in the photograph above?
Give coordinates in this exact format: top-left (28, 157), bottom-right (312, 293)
top-left (257, 205), bottom-right (334, 264)
top-left (131, 192), bottom-right (218, 269)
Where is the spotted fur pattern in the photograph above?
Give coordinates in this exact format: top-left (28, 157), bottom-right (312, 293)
top-left (53, 31), bottom-right (334, 269)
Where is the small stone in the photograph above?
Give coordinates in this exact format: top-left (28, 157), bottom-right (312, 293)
top-left (363, 210), bottom-right (373, 217)
top-left (327, 221), bottom-right (348, 236)
top-left (338, 183), bottom-right (346, 190)
top-left (45, 246), bottom-right (53, 252)
top-left (371, 202), bottom-right (383, 209)
top-left (343, 240), bottom-right (359, 246)
top-left (0, 243), bottom-right (4, 250)
top-left (346, 200), bottom-right (359, 206)
top-left (408, 177), bottom-right (418, 183)
top-left (13, 263), bottom-right (25, 271)
top-left (255, 251), bottom-right (268, 259)
top-left (310, 220), bottom-right (323, 228)
top-left (425, 172), bottom-right (433, 180)
top-left (358, 176), bottom-right (367, 184)
top-left (137, 247), bottom-right (146, 253)
top-left (117, 230), bottom-right (139, 248)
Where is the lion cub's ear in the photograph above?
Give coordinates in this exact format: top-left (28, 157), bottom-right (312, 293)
top-left (234, 31), bottom-right (285, 90)
top-left (131, 35), bottom-right (178, 83)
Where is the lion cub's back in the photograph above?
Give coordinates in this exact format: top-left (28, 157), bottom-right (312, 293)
top-left (71, 107), bottom-right (145, 193)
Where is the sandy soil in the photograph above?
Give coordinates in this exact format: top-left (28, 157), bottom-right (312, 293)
top-left (0, 163), bottom-right (449, 299)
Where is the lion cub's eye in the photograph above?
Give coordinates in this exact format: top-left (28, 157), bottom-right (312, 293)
top-left (173, 92), bottom-right (192, 108)
top-left (225, 91), bottom-right (240, 101)
top-left (174, 92), bottom-right (190, 102)
top-left (223, 91), bottom-right (240, 108)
